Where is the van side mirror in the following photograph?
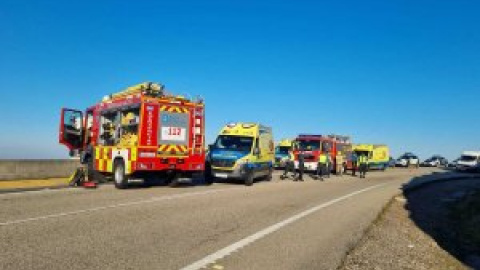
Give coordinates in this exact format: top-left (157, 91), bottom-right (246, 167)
top-left (253, 148), bottom-right (260, 156)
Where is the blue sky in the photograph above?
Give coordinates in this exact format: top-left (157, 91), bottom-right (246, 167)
top-left (0, 0), bottom-right (478, 160)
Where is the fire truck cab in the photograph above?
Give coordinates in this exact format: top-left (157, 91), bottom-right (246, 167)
top-left (59, 82), bottom-right (205, 189)
top-left (294, 134), bottom-right (351, 172)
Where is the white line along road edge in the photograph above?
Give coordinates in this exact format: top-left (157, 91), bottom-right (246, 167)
top-left (0, 188), bottom-right (237, 226)
top-left (180, 183), bottom-right (388, 270)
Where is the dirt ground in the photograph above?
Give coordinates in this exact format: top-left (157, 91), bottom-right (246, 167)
top-left (339, 178), bottom-right (480, 270)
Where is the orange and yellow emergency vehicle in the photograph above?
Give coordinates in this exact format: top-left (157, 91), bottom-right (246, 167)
top-left (59, 82), bottom-right (206, 189)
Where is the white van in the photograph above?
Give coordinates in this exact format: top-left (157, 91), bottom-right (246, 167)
top-left (456, 151), bottom-right (480, 171)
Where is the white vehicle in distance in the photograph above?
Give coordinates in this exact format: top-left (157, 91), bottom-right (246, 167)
top-left (396, 153), bottom-right (420, 167)
top-left (456, 151), bottom-right (480, 172)
top-left (421, 155), bottom-right (448, 167)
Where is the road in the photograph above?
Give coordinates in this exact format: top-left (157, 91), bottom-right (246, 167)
top-left (0, 168), bottom-right (437, 270)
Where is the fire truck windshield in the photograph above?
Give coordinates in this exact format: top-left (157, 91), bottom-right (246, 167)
top-left (213, 135), bottom-right (254, 152)
top-left (297, 140), bottom-right (321, 151)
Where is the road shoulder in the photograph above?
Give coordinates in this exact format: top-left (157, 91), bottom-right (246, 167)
top-left (0, 178), bottom-right (70, 193)
top-left (339, 194), bottom-right (469, 270)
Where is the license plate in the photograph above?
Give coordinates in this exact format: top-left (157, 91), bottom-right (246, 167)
top-left (215, 173), bottom-right (229, 179)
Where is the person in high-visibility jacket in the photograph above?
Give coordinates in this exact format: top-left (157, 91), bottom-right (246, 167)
top-left (358, 154), bottom-right (369, 178)
top-left (326, 152), bottom-right (332, 178)
top-left (315, 152), bottom-right (328, 181)
top-left (281, 150), bottom-right (296, 180)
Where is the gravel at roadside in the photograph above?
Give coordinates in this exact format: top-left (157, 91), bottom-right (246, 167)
top-left (339, 195), bottom-right (468, 270)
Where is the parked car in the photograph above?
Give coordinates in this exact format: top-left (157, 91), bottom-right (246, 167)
top-left (421, 155), bottom-right (448, 167)
top-left (388, 157), bottom-right (396, 168)
top-left (456, 151), bottom-right (480, 172)
top-left (447, 158), bottom-right (459, 168)
top-left (396, 153), bottom-right (420, 167)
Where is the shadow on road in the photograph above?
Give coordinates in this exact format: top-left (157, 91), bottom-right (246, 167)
top-left (402, 169), bottom-right (480, 269)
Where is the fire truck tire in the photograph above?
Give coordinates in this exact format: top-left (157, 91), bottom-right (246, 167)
top-left (204, 163), bottom-right (214, 185)
top-left (204, 174), bottom-right (214, 185)
top-left (244, 172), bottom-right (254, 186)
top-left (113, 160), bottom-right (129, 189)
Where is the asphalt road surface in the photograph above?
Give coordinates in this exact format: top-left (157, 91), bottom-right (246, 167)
top-left (0, 168), bottom-right (437, 270)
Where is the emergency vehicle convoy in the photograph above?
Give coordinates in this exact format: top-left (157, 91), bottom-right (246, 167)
top-left (207, 123), bottom-right (274, 186)
top-left (59, 82), bottom-right (206, 189)
top-left (294, 134), bottom-right (351, 173)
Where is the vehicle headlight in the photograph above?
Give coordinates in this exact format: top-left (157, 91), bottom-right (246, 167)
top-left (235, 159), bottom-right (249, 170)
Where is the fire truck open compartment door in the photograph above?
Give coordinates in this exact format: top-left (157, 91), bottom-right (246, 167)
top-left (59, 108), bottom-right (84, 152)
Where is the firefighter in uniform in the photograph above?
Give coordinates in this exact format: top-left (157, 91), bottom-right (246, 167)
top-left (315, 152), bottom-right (328, 181)
top-left (359, 154), bottom-right (369, 178)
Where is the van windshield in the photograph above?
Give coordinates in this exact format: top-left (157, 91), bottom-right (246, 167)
top-left (213, 135), bottom-right (253, 152)
top-left (276, 146), bottom-right (290, 155)
top-left (297, 140), bottom-right (321, 151)
top-left (460, 155), bottom-right (477, 162)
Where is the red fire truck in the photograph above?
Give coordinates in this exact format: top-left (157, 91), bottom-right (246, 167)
top-left (293, 134), bottom-right (351, 173)
top-left (59, 82), bottom-right (206, 189)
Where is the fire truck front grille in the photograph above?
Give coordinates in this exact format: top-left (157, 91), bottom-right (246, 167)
top-left (304, 155), bottom-right (316, 162)
top-left (211, 159), bottom-right (236, 168)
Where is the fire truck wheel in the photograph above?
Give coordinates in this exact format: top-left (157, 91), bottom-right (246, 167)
top-left (244, 172), bottom-right (254, 186)
top-left (113, 160), bottom-right (129, 189)
top-left (204, 163), bottom-right (214, 185)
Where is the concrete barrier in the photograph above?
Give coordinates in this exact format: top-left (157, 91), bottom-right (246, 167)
top-left (0, 160), bottom-right (80, 181)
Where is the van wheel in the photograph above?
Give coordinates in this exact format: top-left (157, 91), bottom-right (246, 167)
top-left (244, 172), bottom-right (254, 186)
top-left (113, 160), bottom-right (128, 189)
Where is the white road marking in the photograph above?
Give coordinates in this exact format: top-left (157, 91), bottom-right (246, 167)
top-left (0, 188), bottom-right (237, 226)
top-left (180, 183), bottom-right (388, 270)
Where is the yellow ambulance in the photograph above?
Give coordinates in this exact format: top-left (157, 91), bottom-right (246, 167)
top-left (207, 123), bottom-right (275, 186)
top-left (353, 144), bottom-right (390, 170)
